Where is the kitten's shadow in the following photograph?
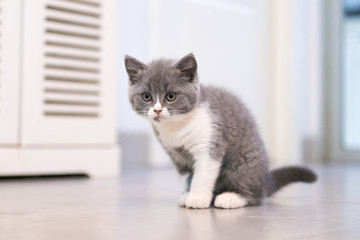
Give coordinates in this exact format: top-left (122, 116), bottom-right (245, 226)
top-left (178, 207), bottom-right (246, 240)
top-left (178, 202), bottom-right (277, 238)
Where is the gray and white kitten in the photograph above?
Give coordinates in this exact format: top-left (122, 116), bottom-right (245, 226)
top-left (125, 53), bottom-right (316, 209)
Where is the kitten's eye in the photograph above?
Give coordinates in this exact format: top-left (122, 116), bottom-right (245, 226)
top-left (142, 93), bottom-right (152, 102)
top-left (166, 93), bottom-right (177, 101)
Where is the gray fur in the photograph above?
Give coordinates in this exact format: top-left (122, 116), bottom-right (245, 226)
top-left (125, 53), bottom-right (317, 207)
top-left (166, 146), bottom-right (195, 175)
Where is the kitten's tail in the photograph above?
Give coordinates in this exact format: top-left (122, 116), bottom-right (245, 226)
top-left (266, 166), bottom-right (317, 197)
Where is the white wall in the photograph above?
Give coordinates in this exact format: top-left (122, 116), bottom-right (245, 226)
top-left (118, 0), bottom-right (270, 132)
top-left (118, 0), bottom-right (150, 133)
top-left (121, 0), bottom-right (271, 167)
top-left (269, 0), bottom-right (323, 165)
top-left (146, 0), bottom-right (270, 137)
top-left (117, 0), bottom-right (324, 167)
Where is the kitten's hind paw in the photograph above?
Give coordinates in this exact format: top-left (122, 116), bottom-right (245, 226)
top-left (178, 193), bottom-right (189, 207)
top-left (214, 192), bottom-right (247, 209)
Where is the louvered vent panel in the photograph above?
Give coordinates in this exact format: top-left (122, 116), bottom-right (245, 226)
top-left (44, 0), bottom-right (102, 118)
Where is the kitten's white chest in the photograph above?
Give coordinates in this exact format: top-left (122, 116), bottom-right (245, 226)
top-left (154, 106), bottom-right (213, 153)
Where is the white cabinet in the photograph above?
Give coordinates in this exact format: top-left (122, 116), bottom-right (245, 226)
top-left (0, 0), bottom-right (21, 144)
top-left (0, 0), bottom-right (120, 178)
top-left (21, 0), bottom-right (118, 145)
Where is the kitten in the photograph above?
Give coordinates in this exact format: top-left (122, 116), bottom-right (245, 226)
top-left (124, 53), bottom-right (317, 209)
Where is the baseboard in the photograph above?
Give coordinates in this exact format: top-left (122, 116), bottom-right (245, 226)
top-left (118, 131), bottom-right (172, 169)
top-left (0, 147), bottom-right (121, 178)
top-left (302, 137), bottom-right (324, 164)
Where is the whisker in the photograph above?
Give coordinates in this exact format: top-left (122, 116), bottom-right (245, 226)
top-left (171, 114), bottom-right (191, 127)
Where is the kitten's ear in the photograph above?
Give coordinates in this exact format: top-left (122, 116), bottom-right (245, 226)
top-left (174, 53), bottom-right (197, 82)
top-left (124, 55), bottom-right (147, 84)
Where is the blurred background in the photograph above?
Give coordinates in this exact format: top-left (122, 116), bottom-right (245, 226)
top-left (118, 0), bottom-right (360, 171)
top-left (0, 0), bottom-right (359, 177)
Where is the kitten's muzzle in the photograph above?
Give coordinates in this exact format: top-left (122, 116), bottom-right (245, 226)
top-left (154, 109), bottom-right (162, 115)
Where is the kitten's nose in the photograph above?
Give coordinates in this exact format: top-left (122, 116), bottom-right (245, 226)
top-left (154, 109), bottom-right (162, 115)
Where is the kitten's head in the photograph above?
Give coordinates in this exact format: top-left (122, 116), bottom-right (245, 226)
top-left (125, 53), bottom-right (199, 123)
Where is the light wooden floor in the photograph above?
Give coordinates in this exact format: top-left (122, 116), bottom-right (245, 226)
top-left (1, 165), bottom-right (360, 240)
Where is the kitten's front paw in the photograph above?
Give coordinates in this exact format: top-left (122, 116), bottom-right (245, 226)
top-left (178, 193), bottom-right (189, 207)
top-left (185, 193), bottom-right (212, 209)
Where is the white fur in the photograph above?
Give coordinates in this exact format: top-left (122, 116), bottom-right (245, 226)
top-left (154, 105), bottom-right (221, 209)
top-left (184, 151), bottom-right (220, 209)
top-left (214, 192), bottom-right (248, 209)
top-left (153, 104), bottom-right (213, 150)
top-left (178, 192), bottom-right (189, 207)
top-left (147, 107), bottom-right (156, 118)
top-left (147, 101), bottom-right (170, 120)
top-left (153, 101), bottom-right (162, 111)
